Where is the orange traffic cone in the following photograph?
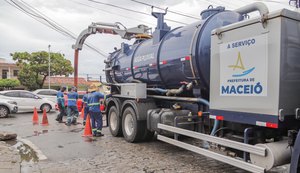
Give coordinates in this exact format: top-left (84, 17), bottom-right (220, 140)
top-left (32, 107), bottom-right (39, 125)
top-left (80, 106), bottom-right (85, 119)
top-left (41, 109), bottom-right (49, 126)
top-left (82, 114), bottom-right (93, 137)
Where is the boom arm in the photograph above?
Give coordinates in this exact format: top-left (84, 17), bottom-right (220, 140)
top-left (72, 22), bottom-right (151, 87)
top-left (72, 22), bottom-right (151, 50)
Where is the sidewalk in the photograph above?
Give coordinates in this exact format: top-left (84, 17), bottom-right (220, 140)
top-left (0, 141), bottom-right (21, 173)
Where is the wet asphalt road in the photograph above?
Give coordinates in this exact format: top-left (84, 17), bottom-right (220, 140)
top-left (0, 111), bottom-right (249, 173)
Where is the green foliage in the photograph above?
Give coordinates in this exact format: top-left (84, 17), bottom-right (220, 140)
top-left (0, 79), bottom-right (20, 88)
top-left (12, 51), bottom-right (74, 90)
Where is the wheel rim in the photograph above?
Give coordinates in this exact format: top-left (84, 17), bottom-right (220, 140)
top-left (110, 111), bottom-right (118, 131)
top-left (124, 113), bottom-right (134, 136)
top-left (43, 105), bottom-right (50, 112)
top-left (0, 107), bottom-right (7, 117)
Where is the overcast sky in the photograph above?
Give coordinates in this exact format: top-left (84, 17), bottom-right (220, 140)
top-left (0, 0), bottom-right (294, 80)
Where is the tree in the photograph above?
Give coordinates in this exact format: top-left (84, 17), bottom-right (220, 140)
top-left (0, 79), bottom-right (20, 89)
top-left (12, 51), bottom-right (73, 90)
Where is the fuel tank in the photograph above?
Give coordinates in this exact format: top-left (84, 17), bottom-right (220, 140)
top-left (105, 7), bottom-right (243, 91)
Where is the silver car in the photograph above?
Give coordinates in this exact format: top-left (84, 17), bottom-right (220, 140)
top-left (32, 89), bottom-right (58, 103)
top-left (0, 98), bottom-right (18, 118)
top-left (0, 90), bottom-right (55, 113)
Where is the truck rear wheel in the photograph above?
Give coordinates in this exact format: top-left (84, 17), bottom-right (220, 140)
top-left (122, 106), bottom-right (145, 143)
top-left (108, 106), bottom-right (122, 137)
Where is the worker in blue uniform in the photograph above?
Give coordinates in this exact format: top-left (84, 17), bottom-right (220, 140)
top-left (87, 84), bottom-right (109, 137)
top-left (66, 86), bottom-right (79, 126)
top-left (82, 90), bottom-right (89, 126)
top-left (56, 86), bottom-right (66, 123)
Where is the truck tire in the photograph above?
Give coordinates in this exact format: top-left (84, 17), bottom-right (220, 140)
top-left (122, 106), bottom-right (145, 143)
top-left (0, 106), bottom-right (9, 118)
top-left (108, 106), bottom-right (122, 137)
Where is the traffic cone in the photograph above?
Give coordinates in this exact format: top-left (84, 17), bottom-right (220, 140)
top-left (80, 106), bottom-right (84, 119)
top-left (32, 107), bottom-right (39, 125)
top-left (41, 108), bottom-right (49, 126)
top-left (82, 114), bottom-right (92, 137)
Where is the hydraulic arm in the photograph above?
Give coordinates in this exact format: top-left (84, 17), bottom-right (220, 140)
top-left (72, 22), bottom-right (151, 86)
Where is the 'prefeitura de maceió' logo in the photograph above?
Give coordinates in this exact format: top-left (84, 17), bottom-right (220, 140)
top-left (220, 36), bottom-right (267, 96)
top-left (228, 52), bottom-right (255, 77)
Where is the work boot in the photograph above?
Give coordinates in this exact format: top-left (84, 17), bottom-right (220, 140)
top-left (94, 132), bottom-right (104, 137)
top-left (72, 118), bottom-right (77, 125)
top-left (65, 120), bottom-right (71, 126)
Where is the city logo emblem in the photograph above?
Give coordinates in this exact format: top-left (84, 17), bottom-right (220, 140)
top-left (228, 52), bottom-right (255, 77)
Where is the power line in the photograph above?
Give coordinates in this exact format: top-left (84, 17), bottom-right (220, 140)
top-left (88, 0), bottom-right (188, 25)
top-left (4, 0), bottom-right (64, 35)
top-left (71, 0), bottom-right (155, 27)
top-left (5, 0), bottom-right (108, 57)
top-left (19, 0), bottom-right (107, 57)
top-left (130, 0), bottom-right (200, 20)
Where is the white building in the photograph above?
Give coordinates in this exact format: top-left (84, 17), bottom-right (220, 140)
top-left (0, 58), bottom-right (20, 79)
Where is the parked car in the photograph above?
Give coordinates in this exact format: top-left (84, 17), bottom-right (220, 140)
top-left (0, 98), bottom-right (18, 118)
top-left (0, 90), bottom-right (55, 113)
top-left (32, 89), bottom-right (58, 103)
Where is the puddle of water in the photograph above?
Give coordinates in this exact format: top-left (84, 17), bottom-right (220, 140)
top-left (84, 137), bottom-right (97, 142)
top-left (2, 123), bottom-right (13, 126)
top-left (12, 141), bottom-right (39, 163)
top-left (42, 130), bottom-right (48, 134)
top-left (33, 131), bottom-right (41, 136)
top-left (57, 145), bottom-right (64, 148)
top-left (33, 130), bottom-right (48, 136)
top-left (70, 128), bottom-right (84, 133)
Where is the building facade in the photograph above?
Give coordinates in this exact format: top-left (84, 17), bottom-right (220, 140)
top-left (0, 58), bottom-right (20, 79)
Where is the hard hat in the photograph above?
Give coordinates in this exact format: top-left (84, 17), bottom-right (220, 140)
top-left (61, 86), bottom-right (67, 90)
top-left (88, 84), bottom-right (99, 92)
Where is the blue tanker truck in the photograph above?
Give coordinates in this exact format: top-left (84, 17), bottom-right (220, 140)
top-left (73, 2), bottom-right (300, 172)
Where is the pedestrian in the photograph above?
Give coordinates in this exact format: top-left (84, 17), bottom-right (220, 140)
top-left (82, 89), bottom-right (89, 126)
top-left (87, 84), bottom-right (109, 137)
top-left (66, 86), bottom-right (79, 126)
top-left (56, 86), bottom-right (66, 123)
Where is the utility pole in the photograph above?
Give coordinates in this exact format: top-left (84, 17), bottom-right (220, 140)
top-left (48, 45), bottom-right (51, 89)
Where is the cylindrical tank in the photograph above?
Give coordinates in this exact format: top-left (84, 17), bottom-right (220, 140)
top-left (105, 7), bottom-right (243, 92)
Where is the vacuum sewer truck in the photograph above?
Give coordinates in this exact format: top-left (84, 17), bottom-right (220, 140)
top-left (74, 3), bottom-right (300, 172)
